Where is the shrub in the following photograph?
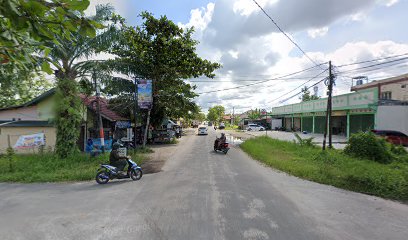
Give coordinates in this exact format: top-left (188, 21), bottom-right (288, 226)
top-left (344, 132), bottom-right (392, 164)
top-left (293, 132), bottom-right (315, 147)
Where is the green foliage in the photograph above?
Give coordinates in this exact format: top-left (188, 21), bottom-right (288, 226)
top-left (293, 132), bottom-right (315, 147)
top-left (248, 108), bottom-right (261, 120)
top-left (300, 86), bottom-right (320, 102)
top-left (0, 0), bottom-right (100, 73)
top-left (0, 152), bottom-right (146, 182)
top-left (0, 68), bottom-right (52, 108)
top-left (390, 144), bottom-right (408, 156)
top-left (207, 105), bottom-right (225, 123)
top-left (344, 132), bottom-right (392, 164)
top-left (241, 136), bottom-right (408, 201)
top-left (5, 147), bottom-right (15, 172)
top-left (54, 78), bottom-right (82, 158)
top-left (105, 12), bottom-right (221, 126)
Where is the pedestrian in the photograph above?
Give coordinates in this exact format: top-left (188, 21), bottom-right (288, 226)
top-left (175, 126), bottom-right (180, 138)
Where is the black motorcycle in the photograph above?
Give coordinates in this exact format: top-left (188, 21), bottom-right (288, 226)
top-left (95, 158), bottom-right (142, 184)
top-left (214, 140), bottom-right (230, 154)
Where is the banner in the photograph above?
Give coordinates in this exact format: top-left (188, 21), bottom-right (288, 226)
top-left (138, 79), bottom-right (153, 109)
top-left (14, 133), bottom-right (45, 149)
top-left (115, 121), bottom-right (131, 129)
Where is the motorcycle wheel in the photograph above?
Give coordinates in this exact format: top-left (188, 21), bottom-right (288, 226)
top-left (223, 149), bottom-right (229, 154)
top-left (96, 171), bottom-right (109, 184)
top-left (130, 169), bottom-right (143, 181)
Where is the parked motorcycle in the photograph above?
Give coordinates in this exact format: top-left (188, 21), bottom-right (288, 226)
top-left (214, 139), bottom-right (230, 154)
top-left (95, 158), bottom-right (142, 184)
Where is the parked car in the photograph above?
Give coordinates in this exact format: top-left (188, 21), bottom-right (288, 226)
top-left (219, 122), bottom-right (225, 129)
top-left (246, 124), bottom-right (265, 131)
top-left (371, 130), bottom-right (408, 146)
top-left (197, 126), bottom-right (208, 135)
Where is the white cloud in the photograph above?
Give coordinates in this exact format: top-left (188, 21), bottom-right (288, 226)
top-left (85, 0), bottom-right (129, 16)
top-left (307, 27), bottom-right (329, 39)
top-left (379, 0), bottom-right (399, 7)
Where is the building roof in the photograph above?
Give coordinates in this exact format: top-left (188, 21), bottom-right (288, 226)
top-left (0, 88), bottom-right (56, 111)
top-left (80, 95), bottom-right (129, 121)
top-left (351, 73), bottom-right (408, 91)
top-left (0, 120), bottom-right (53, 128)
top-left (0, 88), bottom-right (129, 122)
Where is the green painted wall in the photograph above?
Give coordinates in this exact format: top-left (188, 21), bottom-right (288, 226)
top-left (349, 114), bottom-right (375, 134)
top-left (302, 117), bottom-right (313, 133)
top-left (314, 116), bottom-right (326, 134)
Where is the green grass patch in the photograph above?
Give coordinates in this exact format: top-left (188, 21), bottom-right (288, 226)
top-left (0, 151), bottom-right (148, 183)
top-left (241, 136), bottom-right (408, 201)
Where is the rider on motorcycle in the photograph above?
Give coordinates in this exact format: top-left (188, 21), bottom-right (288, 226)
top-left (215, 133), bottom-right (227, 148)
top-left (110, 142), bottom-right (128, 173)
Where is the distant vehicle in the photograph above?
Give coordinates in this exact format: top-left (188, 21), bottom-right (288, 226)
top-left (208, 122), bottom-right (213, 126)
top-left (247, 124), bottom-right (265, 131)
top-left (219, 122), bottom-right (225, 129)
top-left (197, 126), bottom-right (208, 135)
top-left (371, 130), bottom-right (408, 146)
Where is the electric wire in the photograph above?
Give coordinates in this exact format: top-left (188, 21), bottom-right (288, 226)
top-left (197, 63), bottom-right (327, 94)
top-left (252, 0), bottom-right (325, 70)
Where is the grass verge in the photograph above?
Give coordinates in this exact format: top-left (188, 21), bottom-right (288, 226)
top-left (240, 136), bottom-right (408, 201)
top-left (0, 151), bottom-right (148, 183)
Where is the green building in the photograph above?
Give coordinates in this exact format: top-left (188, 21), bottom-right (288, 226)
top-left (270, 88), bottom-right (378, 138)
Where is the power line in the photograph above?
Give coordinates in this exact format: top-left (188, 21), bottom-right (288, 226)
top-left (336, 52), bottom-right (408, 68)
top-left (197, 63), bottom-right (327, 94)
top-left (336, 56), bottom-right (408, 75)
top-left (278, 77), bottom-right (327, 104)
top-left (252, 0), bottom-right (324, 69)
top-left (267, 69), bottom-right (328, 103)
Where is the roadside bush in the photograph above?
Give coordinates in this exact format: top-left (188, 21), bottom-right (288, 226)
top-left (293, 132), bottom-right (315, 147)
top-left (344, 132), bottom-right (392, 164)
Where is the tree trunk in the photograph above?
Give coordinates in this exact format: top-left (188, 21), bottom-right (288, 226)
top-left (54, 76), bottom-right (82, 158)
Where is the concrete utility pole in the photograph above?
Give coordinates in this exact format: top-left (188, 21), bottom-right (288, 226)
top-left (232, 107), bottom-right (235, 126)
top-left (323, 61), bottom-right (334, 150)
top-left (94, 72), bottom-right (105, 153)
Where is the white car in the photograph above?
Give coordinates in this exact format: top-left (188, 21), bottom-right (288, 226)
top-left (197, 126), bottom-right (208, 135)
top-left (246, 124), bottom-right (265, 131)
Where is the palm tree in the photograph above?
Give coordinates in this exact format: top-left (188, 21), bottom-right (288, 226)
top-left (47, 4), bottom-right (120, 158)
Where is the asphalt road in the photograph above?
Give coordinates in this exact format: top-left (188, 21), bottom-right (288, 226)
top-left (0, 128), bottom-right (407, 240)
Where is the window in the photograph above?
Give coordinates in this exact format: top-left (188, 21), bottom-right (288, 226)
top-left (380, 91), bottom-right (392, 100)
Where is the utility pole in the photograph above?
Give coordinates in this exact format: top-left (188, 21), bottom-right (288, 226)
top-left (93, 72), bottom-right (105, 153)
top-left (134, 78), bottom-right (138, 148)
top-left (322, 61), bottom-right (334, 150)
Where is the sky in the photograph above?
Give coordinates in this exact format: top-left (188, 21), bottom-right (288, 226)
top-left (87, 0), bottom-right (408, 114)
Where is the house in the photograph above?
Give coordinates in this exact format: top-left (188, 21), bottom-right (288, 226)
top-left (0, 89), bottom-right (130, 153)
top-left (270, 73), bottom-right (408, 137)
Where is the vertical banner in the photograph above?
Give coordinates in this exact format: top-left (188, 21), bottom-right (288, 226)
top-left (138, 80), bottom-right (153, 109)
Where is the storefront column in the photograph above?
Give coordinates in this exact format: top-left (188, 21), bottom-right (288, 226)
top-left (300, 115), bottom-right (303, 132)
top-left (312, 115), bottom-right (315, 133)
top-left (346, 111), bottom-right (350, 138)
top-left (291, 115), bottom-right (294, 130)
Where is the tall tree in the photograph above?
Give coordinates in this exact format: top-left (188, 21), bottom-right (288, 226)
top-left (300, 86), bottom-right (320, 102)
top-left (46, 4), bottom-right (119, 158)
top-left (207, 105), bottom-right (225, 123)
top-left (105, 12), bottom-right (221, 127)
top-left (248, 108), bottom-right (261, 121)
top-left (0, 0), bottom-right (98, 73)
top-left (0, 67), bottom-right (52, 108)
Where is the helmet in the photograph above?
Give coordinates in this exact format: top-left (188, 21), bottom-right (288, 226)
top-left (112, 142), bottom-right (121, 150)
top-left (221, 133), bottom-right (225, 137)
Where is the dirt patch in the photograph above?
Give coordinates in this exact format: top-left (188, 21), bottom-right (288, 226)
top-left (141, 158), bottom-right (165, 174)
top-left (140, 130), bottom-right (195, 174)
